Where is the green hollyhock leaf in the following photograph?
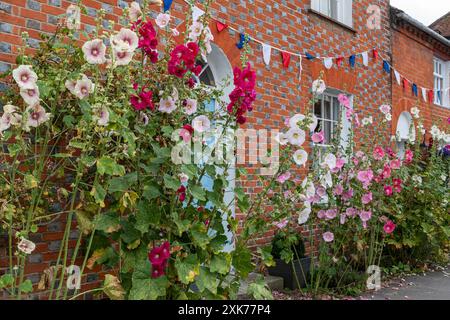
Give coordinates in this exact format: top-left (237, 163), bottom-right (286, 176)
top-left (164, 174), bottom-right (180, 191)
top-left (91, 182), bottom-right (106, 207)
top-left (129, 261), bottom-right (168, 300)
top-left (109, 173), bottom-right (138, 193)
top-left (247, 275), bottom-right (273, 300)
top-left (195, 267), bottom-right (217, 294)
top-left (94, 212), bottom-right (121, 233)
top-left (232, 245), bottom-right (254, 277)
top-left (190, 222), bottom-right (210, 249)
top-left (97, 157), bottom-right (126, 176)
top-left (135, 200), bottom-right (160, 234)
top-left (175, 254), bottom-right (200, 285)
top-left (19, 279), bottom-right (33, 293)
top-left (190, 185), bottom-right (206, 201)
top-left (0, 274), bottom-right (14, 288)
top-left (209, 254), bottom-right (231, 275)
top-left (142, 182), bottom-right (162, 200)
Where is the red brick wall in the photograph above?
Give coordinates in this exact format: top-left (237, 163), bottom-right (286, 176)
top-left (0, 0), bottom-right (393, 298)
top-left (391, 24), bottom-right (450, 136)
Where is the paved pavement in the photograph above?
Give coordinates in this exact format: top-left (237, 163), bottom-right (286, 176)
top-left (363, 265), bottom-right (450, 300)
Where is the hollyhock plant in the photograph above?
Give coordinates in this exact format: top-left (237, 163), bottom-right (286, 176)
top-left (0, 105), bottom-right (22, 134)
top-left (112, 28), bottom-right (139, 53)
top-left (293, 149), bottom-right (308, 167)
top-left (226, 63), bottom-right (256, 124)
top-left (277, 171), bottom-right (291, 184)
top-left (130, 88), bottom-right (154, 111)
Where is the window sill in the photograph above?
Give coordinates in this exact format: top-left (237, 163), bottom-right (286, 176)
top-left (433, 103), bottom-right (450, 110)
top-left (308, 9), bottom-right (357, 34)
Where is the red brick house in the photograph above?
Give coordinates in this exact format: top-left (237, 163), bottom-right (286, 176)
top-left (0, 0), bottom-right (448, 299)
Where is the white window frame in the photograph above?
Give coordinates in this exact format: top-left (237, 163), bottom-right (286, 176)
top-left (311, 0), bottom-right (353, 27)
top-left (433, 57), bottom-right (449, 108)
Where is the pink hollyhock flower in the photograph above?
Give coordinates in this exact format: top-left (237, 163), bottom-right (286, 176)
top-left (17, 238), bottom-right (36, 254)
top-left (283, 190), bottom-right (292, 199)
top-left (359, 210), bottom-right (372, 221)
top-left (184, 99), bottom-right (198, 115)
top-left (82, 39), bottom-right (106, 64)
top-left (25, 104), bottom-right (50, 129)
top-left (277, 171), bottom-right (291, 184)
top-left (275, 219), bottom-right (289, 229)
top-left (352, 157), bottom-right (359, 166)
top-left (112, 28), bottom-right (139, 52)
top-left (384, 185), bottom-right (393, 196)
top-left (342, 188), bottom-right (354, 201)
top-left (325, 209), bottom-right (337, 220)
top-left (357, 170), bottom-right (374, 184)
top-left (361, 192), bottom-right (373, 205)
top-left (338, 94), bottom-right (350, 108)
top-left (379, 104), bottom-right (391, 115)
top-left (373, 146), bottom-right (385, 160)
top-left (381, 164), bottom-right (391, 180)
top-left (404, 149), bottom-right (413, 164)
top-left (113, 50), bottom-right (134, 66)
top-left (316, 186), bottom-right (326, 198)
top-left (13, 65), bottom-right (38, 90)
top-left (317, 210), bottom-right (326, 219)
top-left (390, 159), bottom-right (402, 170)
top-left (383, 220), bottom-right (396, 234)
top-left (179, 124), bottom-right (194, 143)
top-left (356, 151), bottom-right (365, 158)
top-left (448, 117), bottom-right (450, 125)
top-left (159, 96), bottom-right (177, 114)
top-left (192, 115), bottom-right (211, 133)
top-left (179, 173), bottom-right (189, 183)
top-left (333, 184), bottom-right (344, 196)
top-left (312, 131), bottom-right (325, 143)
top-left (340, 214), bottom-right (346, 225)
top-left (323, 231), bottom-right (334, 243)
top-left (335, 157), bottom-right (346, 169)
top-left (346, 207), bottom-right (358, 218)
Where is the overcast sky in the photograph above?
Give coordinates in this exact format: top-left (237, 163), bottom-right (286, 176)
top-left (390, 0), bottom-right (450, 26)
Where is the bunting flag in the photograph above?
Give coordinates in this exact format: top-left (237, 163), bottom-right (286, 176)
top-left (262, 44), bottom-right (271, 66)
top-left (163, 0), bottom-right (173, 12)
top-left (336, 56), bottom-right (344, 67)
top-left (394, 70), bottom-right (401, 85)
top-left (383, 60), bottom-right (390, 73)
top-left (192, 6), bottom-right (205, 22)
top-left (373, 48), bottom-right (379, 60)
top-left (349, 55), bottom-right (356, 68)
top-left (323, 57), bottom-right (333, 69)
top-left (305, 52), bottom-right (315, 60)
top-left (216, 21), bottom-right (228, 32)
top-left (362, 51), bottom-right (369, 67)
top-left (236, 33), bottom-right (249, 49)
top-left (402, 78), bottom-right (408, 89)
top-left (428, 90), bottom-right (434, 104)
top-left (412, 84), bottom-right (418, 96)
top-left (281, 51), bottom-right (291, 68)
top-left (298, 55), bottom-right (303, 83)
top-left (422, 88), bottom-right (427, 102)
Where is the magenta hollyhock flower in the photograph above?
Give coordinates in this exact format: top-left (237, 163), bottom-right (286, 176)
top-left (130, 89), bottom-right (154, 111)
top-left (384, 185), bottom-right (393, 196)
top-left (317, 210), bottom-right (326, 219)
top-left (361, 192), bottom-right (373, 205)
top-left (383, 220), bottom-right (396, 234)
top-left (177, 185), bottom-right (186, 202)
top-left (342, 188), bottom-right (354, 201)
top-left (390, 159), bottom-right (402, 170)
top-left (373, 146), bottom-right (385, 160)
top-left (404, 149), bottom-right (413, 164)
top-left (275, 219), bottom-right (289, 229)
top-left (148, 243), bottom-right (170, 267)
top-left (168, 42), bottom-right (200, 78)
top-left (381, 164), bottom-right (392, 180)
top-left (448, 117), bottom-right (450, 124)
top-left (311, 131), bottom-right (325, 143)
top-left (227, 63), bottom-right (256, 125)
top-left (151, 264), bottom-right (165, 278)
top-left (323, 231), bottom-right (334, 243)
top-left (316, 186), bottom-right (326, 198)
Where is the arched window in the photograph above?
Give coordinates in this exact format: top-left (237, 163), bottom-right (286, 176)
top-left (396, 111), bottom-right (415, 159)
top-left (197, 44), bottom-right (235, 252)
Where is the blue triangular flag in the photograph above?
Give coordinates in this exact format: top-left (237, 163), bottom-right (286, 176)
top-left (383, 60), bottom-right (390, 73)
top-left (412, 84), bottom-right (418, 96)
top-left (236, 33), bottom-right (249, 49)
top-left (305, 53), bottom-right (315, 60)
top-left (349, 55), bottom-right (356, 68)
top-left (164, 0), bottom-right (173, 12)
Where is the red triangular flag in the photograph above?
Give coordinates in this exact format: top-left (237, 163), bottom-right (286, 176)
top-left (281, 51), bottom-right (291, 68)
top-left (336, 56), bottom-right (344, 67)
top-left (216, 21), bottom-right (228, 33)
top-left (402, 78), bottom-right (408, 89)
top-left (373, 48), bottom-right (378, 60)
top-left (428, 90), bottom-right (434, 104)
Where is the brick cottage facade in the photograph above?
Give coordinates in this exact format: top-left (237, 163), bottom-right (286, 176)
top-left (0, 1), bottom-right (449, 299)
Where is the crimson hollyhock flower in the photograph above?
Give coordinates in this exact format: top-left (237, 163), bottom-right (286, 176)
top-left (227, 63), bottom-right (256, 125)
top-left (151, 264), bottom-right (165, 278)
top-left (383, 220), bottom-right (396, 234)
top-left (130, 89), bottom-right (154, 111)
top-left (137, 20), bottom-right (159, 61)
top-left (177, 185), bottom-right (186, 202)
top-left (148, 242), bottom-right (171, 278)
top-left (404, 149), bottom-right (413, 164)
top-left (168, 42), bottom-right (201, 78)
top-left (384, 185), bottom-right (393, 196)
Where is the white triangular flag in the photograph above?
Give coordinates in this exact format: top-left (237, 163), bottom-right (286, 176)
top-left (394, 70), bottom-right (401, 85)
top-left (192, 6), bottom-right (205, 22)
top-left (362, 51), bottom-right (369, 66)
top-left (421, 87), bottom-right (427, 102)
top-left (262, 44), bottom-right (271, 66)
top-left (323, 57), bottom-right (333, 69)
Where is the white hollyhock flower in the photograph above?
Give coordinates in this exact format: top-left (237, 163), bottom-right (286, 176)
top-left (25, 104), bottom-right (50, 129)
top-left (275, 132), bottom-right (289, 146)
top-left (158, 97), bottom-right (177, 114)
top-left (192, 115), bottom-right (211, 133)
top-left (312, 79), bottom-right (326, 94)
top-left (93, 104), bottom-right (110, 126)
top-left (293, 149), bottom-right (308, 167)
top-left (320, 170), bottom-right (333, 188)
top-left (188, 21), bottom-right (203, 41)
top-left (361, 116), bottom-right (373, 126)
top-left (0, 105), bottom-right (22, 133)
top-left (82, 39), bottom-right (107, 64)
top-left (13, 65), bottom-right (38, 90)
top-left (74, 76), bottom-right (95, 100)
top-left (18, 238), bottom-right (36, 255)
top-left (430, 125), bottom-right (440, 138)
top-left (65, 79), bottom-right (77, 94)
top-left (287, 127), bottom-right (306, 146)
top-left (322, 153), bottom-right (337, 170)
top-left (129, 2), bottom-right (142, 22)
top-left (307, 114), bottom-right (318, 132)
top-left (410, 107), bottom-right (420, 119)
top-left (298, 204), bottom-right (311, 225)
top-left (155, 13), bottom-right (171, 28)
top-left (289, 114), bottom-right (305, 129)
top-left (184, 99), bottom-right (197, 115)
top-left (113, 49), bottom-right (134, 67)
top-left (384, 113), bottom-right (392, 122)
top-left (111, 28), bottom-right (139, 53)
top-left (20, 84), bottom-right (40, 105)
top-left (66, 4), bottom-right (81, 30)
top-left (412, 175), bottom-right (422, 186)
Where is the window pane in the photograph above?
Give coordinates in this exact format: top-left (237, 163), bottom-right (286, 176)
top-left (332, 97), bottom-right (339, 121)
top-left (314, 100), bottom-right (322, 118)
top-left (324, 121), bottom-right (332, 143)
top-left (324, 97), bottom-right (332, 120)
